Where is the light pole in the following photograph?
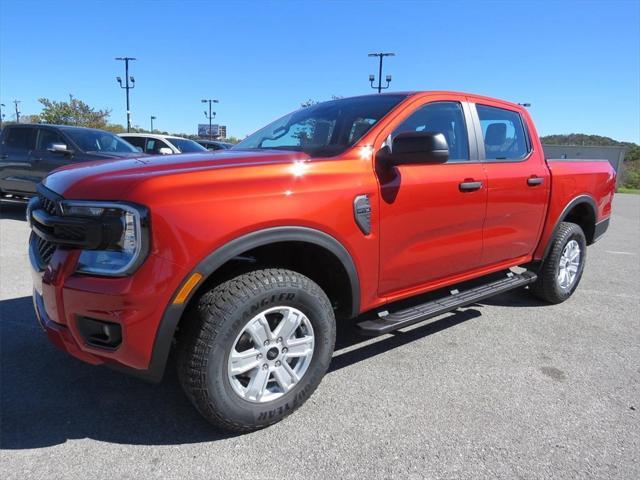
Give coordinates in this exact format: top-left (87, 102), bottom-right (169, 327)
top-left (201, 99), bottom-right (218, 139)
top-left (0, 103), bottom-right (4, 129)
top-left (150, 115), bottom-right (156, 133)
top-left (115, 57), bottom-right (137, 132)
top-left (368, 52), bottom-right (395, 93)
top-left (13, 100), bottom-right (21, 123)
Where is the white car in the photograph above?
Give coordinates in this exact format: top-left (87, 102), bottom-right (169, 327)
top-left (119, 133), bottom-right (208, 155)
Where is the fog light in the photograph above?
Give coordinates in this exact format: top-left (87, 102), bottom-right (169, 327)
top-left (77, 316), bottom-right (122, 349)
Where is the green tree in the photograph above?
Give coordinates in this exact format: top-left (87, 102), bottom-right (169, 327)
top-left (38, 97), bottom-right (111, 128)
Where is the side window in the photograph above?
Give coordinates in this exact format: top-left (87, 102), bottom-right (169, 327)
top-left (4, 128), bottom-right (37, 150)
top-left (392, 101), bottom-right (469, 161)
top-left (476, 104), bottom-right (530, 160)
top-left (124, 136), bottom-right (146, 150)
top-left (146, 138), bottom-right (170, 154)
top-left (36, 129), bottom-right (64, 150)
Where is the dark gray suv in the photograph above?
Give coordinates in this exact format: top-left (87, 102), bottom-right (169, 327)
top-left (0, 124), bottom-right (141, 200)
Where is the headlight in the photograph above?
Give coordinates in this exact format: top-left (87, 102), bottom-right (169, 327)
top-left (59, 201), bottom-right (150, 276)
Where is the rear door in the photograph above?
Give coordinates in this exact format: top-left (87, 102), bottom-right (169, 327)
top-left (377, 96), bottom-right (488, 296)
top-left (31, 127), bottom-right (73, 184)
top-left (0, 126), bottom-right (38, 195)
top-left (471, 102), bottom-right (549, 265)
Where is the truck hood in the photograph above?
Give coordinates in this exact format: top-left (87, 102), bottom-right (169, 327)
top-left (43, 149), bottom-right (311, 199)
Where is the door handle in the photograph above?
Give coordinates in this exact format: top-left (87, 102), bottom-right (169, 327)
top-left (459, 181), bottom-right (483, 192)
top-left (0, 154), bottom-right (8, 160)
top-left (527, 176), bottom-right (544, 186)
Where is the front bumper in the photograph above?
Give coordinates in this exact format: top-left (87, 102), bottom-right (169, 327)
top-left (29, 234), bottom-right (189, 380)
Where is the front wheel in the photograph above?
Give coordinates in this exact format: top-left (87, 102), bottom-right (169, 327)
top-left (177, 268), bottom-right (336, 432)
top-left (531, 222), bottom-right (587, 304)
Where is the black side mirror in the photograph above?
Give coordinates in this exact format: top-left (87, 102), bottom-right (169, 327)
top-left (381, 131), bottom-right (449, 166)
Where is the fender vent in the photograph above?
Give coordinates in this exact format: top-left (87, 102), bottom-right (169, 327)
top-left (353, 194), bottom-right (371, 235)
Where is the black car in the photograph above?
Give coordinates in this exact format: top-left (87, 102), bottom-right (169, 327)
top-left (0, 124), bottom-right (142, 200)
top-left (195, 139), bottom-right (233, 151)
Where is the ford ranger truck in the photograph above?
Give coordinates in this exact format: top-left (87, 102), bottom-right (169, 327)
top-left (27, 92), bottom-right (616, 431)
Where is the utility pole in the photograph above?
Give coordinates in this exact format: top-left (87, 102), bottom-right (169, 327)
top-left (13, 100), bottom-right (21, 123)
top-left (115, 57), bottom-right (137, 132)
top-left (69, 93), bottom-right (78, 125)
top-left (368, 52), bottom-right (395, 93)
top-left (0, 103), bottom-right (5, 129)
top-left (201, 98), bottom-right (218, 139)
top-left (150, 115), bottom-right (156, 133)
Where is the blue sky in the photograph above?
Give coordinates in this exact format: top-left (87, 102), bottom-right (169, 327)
top-left (1, 0), bottom-right (639, 142)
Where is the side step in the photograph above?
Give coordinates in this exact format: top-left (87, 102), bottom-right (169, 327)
top-left (357, 271), bottom-right (537, 336)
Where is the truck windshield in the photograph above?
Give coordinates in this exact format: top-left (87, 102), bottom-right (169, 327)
top-left (233, 95), bottom-right (408, 157)
top-left (65, 129), bottom-right (139, 154)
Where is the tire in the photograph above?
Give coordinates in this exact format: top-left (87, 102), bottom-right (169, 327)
top-left (531, 222), bottom-right (587, 304)
top-left (177, 268), bottom-right (336, 432)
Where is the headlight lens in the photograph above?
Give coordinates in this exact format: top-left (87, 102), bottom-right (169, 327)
top-left (60, 201), bottom-right (149, 276)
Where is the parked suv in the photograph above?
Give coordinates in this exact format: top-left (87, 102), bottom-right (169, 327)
top-left (196, 139), bottom-right (233, 151)
top-left (0, 124), bottom-right (140, 200)
top-left (28, 92), bottom-right (615, 432)
top-left (119, 133), bottom-right (207, 155)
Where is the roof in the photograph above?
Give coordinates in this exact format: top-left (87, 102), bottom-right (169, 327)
top-left (119, 133), bottom-right (189, 140)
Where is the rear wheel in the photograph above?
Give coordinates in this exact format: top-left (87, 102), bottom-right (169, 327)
top-left (177, 268), bottom-right (335, 432)
top-left (531, 222), bottom-right (587, 304)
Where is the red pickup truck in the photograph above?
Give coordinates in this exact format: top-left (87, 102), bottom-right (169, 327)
top-left (27, 92), bottom-right (615, 431)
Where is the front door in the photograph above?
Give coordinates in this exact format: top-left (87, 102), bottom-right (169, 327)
top-left (377, 98), bottom-right (487, 297)
top-left (30, 128), bottom-right (74, 187)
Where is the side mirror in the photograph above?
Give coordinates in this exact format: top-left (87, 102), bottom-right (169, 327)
top-left (382, 131), bottom-right (449, 166)
top-left (48, 143), bottom-right (71, 154)
top-left (134, 146), bottom-right (143, 153)
top-left (158, 147), bottom-right (173, 155)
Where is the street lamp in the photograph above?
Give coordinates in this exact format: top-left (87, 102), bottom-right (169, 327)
top-left (201, 98), bottom-right (219, 140)
top-left (368, 52), bottom-right (395, 93)
top-left (115, 57), bottom-right (137, 132)
top-left (150, 115), bottom-right (156, 133)
top-left (0, 103), bottom-right (5, 129)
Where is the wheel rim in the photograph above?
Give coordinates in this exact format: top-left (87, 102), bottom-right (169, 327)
top-left (557, 239), bottom-right (581, 290)
top-left (227, 306), bottom-right (315, 403)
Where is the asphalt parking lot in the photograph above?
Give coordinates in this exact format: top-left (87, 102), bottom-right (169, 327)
top-left (1, 194), bottom-right (639, 480)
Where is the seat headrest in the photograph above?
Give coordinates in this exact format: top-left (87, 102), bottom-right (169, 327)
top-left (485, 123), bottom-right (506, 147)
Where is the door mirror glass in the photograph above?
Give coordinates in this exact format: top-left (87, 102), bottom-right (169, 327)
top-left (158, 147), bottom-right (173, 155)
top-left (385, 131), bottom-right (449, 165)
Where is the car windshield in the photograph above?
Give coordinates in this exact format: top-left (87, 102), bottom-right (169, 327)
top-left (64, 129), bottom-right (138, 154)
top-left (170, 138), bottom-right (208, 153)
top-left (233, 95), bottom-right (408, 157)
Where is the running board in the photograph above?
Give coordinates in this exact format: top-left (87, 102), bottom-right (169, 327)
top-left (357, 271), bottom-right (537, 336)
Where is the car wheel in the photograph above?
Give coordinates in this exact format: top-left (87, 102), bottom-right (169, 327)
top-left (177, 268), bottom-right (336, 432)
top-left (531, 222), bottom-right (587, 304)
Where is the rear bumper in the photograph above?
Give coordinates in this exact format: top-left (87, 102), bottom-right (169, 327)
top-left (30, 235), bottom-right (189, 382)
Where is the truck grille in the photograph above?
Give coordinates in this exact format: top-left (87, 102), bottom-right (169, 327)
top-left (39, 193), bottom-right (58, 216)
top-left (36, 235), bottom-right (57, 265)
top-left (32, 190), bottom-right (62, 266)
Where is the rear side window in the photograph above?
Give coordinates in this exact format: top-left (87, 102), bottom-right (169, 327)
top-left (4, 127), bottom-right (37, 150)
top-left (476, 105), bottom-right (530, 160)
top-left (393, 101), bottom-right (470, 161)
